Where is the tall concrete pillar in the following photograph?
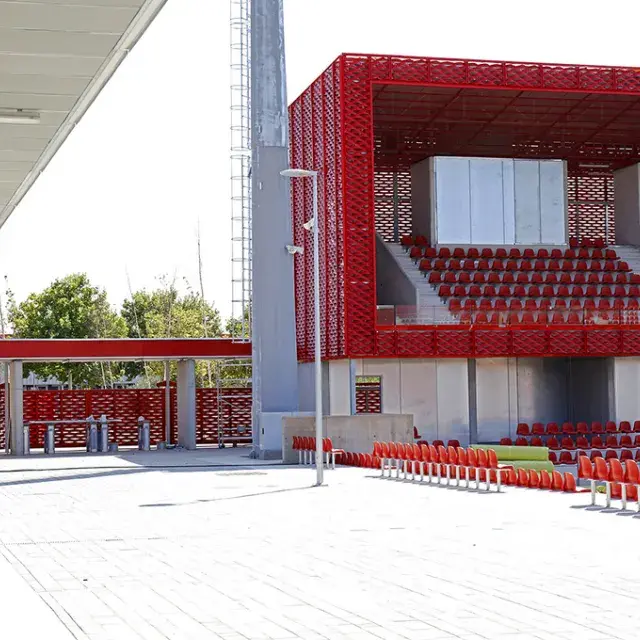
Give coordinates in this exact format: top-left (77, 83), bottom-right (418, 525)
top-left (9, 360), bottom-right (24, 456)
top-left (177, 359), bottom-right (196, 450)
top-left (250, 0), bottom-right (299, 458)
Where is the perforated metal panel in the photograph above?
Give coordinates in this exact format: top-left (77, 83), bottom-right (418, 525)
top-left (289, 60), bottom-right (345, 361)
top-left (355, 382), bottom-right (382, 413)
top-left (374, 169), bottom-right (412, 241)
top-left (0, 388), bottom-right (252, 449)
top-left (567, 173), bottom-right (615, 244)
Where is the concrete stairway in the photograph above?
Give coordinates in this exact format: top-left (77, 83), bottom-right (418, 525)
top-left (384, 243), bottom-right (452, 322)
top-left (610, 245), bottom-right (640, 274)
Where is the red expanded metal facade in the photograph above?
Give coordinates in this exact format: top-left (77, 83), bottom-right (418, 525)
top-left (0, 387), bottom-right (251, 449)
top-left (289, 54), bottom-right (640, 361)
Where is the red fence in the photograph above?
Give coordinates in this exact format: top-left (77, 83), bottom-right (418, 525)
top-left (0, 387), bottom-right (252, 450)
top-left (355, 382), bottom-right (382, 413)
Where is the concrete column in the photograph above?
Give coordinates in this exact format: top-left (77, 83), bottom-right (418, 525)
top-left (9, 360), bottom-right (23, 456)
top-left (250, 0), bottom-right (299, 459)
top-left (177, 359), bottom-right (196, 450)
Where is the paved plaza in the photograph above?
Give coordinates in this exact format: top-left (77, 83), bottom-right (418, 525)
top-left (0, 449), bottom-right (637, 640)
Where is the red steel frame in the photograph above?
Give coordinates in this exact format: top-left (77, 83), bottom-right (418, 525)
top-left (289, 53), bottom-right (640, 361)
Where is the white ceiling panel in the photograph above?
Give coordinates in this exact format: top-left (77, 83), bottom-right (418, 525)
top-left (0, 3), bottom-right (139, 33)
top-left (0, 0), bottom-right (168, 228)
top-left (0, 53), bottom-right (103, 78)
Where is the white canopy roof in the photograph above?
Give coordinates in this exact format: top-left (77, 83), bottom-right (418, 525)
top-left (0, 0), bottom-right (167, 228)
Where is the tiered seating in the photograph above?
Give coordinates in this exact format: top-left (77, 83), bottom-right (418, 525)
top-left (578, 455), bottom-right (640, 510)
top-left (503, 421), bottom-right (640, 464)
top-left (400, 236), bottom-right (640, 324)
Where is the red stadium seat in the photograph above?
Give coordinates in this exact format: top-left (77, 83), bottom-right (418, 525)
top-left (547, 436), bottom-right (560, 450)
top-left (559, 273), bottom-right (571, 285)
top-left (559, 451), bottom-right (574, 464)
top-left (524, 299), bottom-right (538, 310)
top-left (561, 260), bottom-right (574, 272)
top-left (576, 436), bottom-right (589, 449)
top-left (576, 422), bottom-right (589, 434)
top-left (462, 259), bottom-right (475, 271)
top-left (449, 258), bottom-right (461, 271)
top-left (495, 248), bottom-right (508, 259)
top-left (498, 285), bottom-right (511, 297)
top-left (573, 272), bottom-right (586, 285)
top-left (547, 422), bottom-right (559, 435)
top-left (453, 285), bottom-right (466, 297)
top-left (424, 247), bottom-right (437, 258)
top-left (592, 435), bottom-right (604, 449)
top-left (532, 422), bottom-right (545, 436)
top-left (571, 286), bottom-right (584, 298)
top-left (448, 299), bottom-right (461, 312)
top-left (534, 259), bottom-right (546, 271)
top-left (601, 285), bottom-right (612, 297)
top-left (477, 259), bottom-right (490, 271)
top-left (515, 437), bottom-right (528, 447)
top-left (428, 271), bottom-right (441, 284)
top-left (542, 285), bottom-right (555, 298)
top-left (516, 272), bottom-right (529, 284)
top-left (468, 285), bottom-right (482, 298)
top-left (452, 247), bottom-right (465, 259)
top-left (618, 261), bottom-right (631, 272)
top-left (537, 248), bottom-right (549, 259)
top-left (513, 285), bottom-right (526, 298)
top-left (479, 298), bottom-right (493, 311)
top-left (516, 423), bottom-right (530, 436)
top-left (589, 260), bottom-right (602, 272)
top-left (500, 437), bottom-right (513, 446)
top-left (491, 259), bottom-right (504, 271)
top-left (530, 436), bottom-right (543, 447)
top-left (508, 248), bottom-right (521, 259)
top-left (438, 248), bottom-right (451, 260)
top-left (520, 260), bottom-right (532, 272)
top-left (506, 259), bottom-right (518, 271)
top-left (488, 272), bottom-right (500, 284)
top-left (480, 248), bottom-right (493, 259)
top-left (557, 285), bottom-right (570, 297)
top-left (409, 246), bottom-right (423, 260)
top-left (482, 285), bottom-right (497, 298)
top-left (444, 272), bottom-right (457, 283)
top-left (502, 272), bottom-right (515, 284)
top-left (615, 273), bottom-right (628, 284)
top-left (531, 272), bottom-right (543, 285)
top-left (620, 421), bottom-right (632, 433)
top-left (553, 299), bottom-right (566, 310)
top-left (606, 420), bottom-right (618, 433)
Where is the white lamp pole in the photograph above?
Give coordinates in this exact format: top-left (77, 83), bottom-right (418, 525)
top-left (281, 168), bottom-right (323, 486)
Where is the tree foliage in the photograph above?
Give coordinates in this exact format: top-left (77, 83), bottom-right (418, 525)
top-left (5, 274), bottom-right (251, 389)
top-left (7, 273), bottom-right (127, 387)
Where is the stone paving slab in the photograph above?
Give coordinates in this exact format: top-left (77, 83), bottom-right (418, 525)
top-left (0, 456), bottom-right (637, 639)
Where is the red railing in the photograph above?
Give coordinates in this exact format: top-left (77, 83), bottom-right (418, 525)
top-left (0, 387), bottom-right (252, 450)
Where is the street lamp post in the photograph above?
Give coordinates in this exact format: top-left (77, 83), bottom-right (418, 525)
top-left (280, 168), bottom-right (323, 486)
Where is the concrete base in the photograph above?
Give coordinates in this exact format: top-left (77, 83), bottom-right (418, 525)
top-left (281, 413), bottom-right (413, 465)
top-left (258, 411), bottom-right (312, 459)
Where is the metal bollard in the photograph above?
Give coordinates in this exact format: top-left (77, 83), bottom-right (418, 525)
top-left (44, 424), bottom-right (55, 455)
top-left (86, 420), bottom-right (98, 453)
top-left (137, 417), bottom-right (150, 451)
top-left (22, 425), bottom-right (30, 455)
top-left (98, 415), bottom-right (109, 453)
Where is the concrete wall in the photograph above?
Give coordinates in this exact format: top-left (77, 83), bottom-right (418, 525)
top-left (282, 414), bottom-right (413, 464)
top-left (375, 235), bottom-right (417, 307)
top-left (429, 157), bottom-right (567, 246)
top-left (411, 157), bottom-right (431, 239)
top-left (297, 361), bottom-right (329, 415)
top-left (352, 358), bottom-right (470, 445)
top-left (614, 164), bottom-right (640, 245)
top-left (474, 357), bottom-right (613, 442)
top-left (612, 357), bottom-right (640, 422)
top-left (568, 357), bottom-right (613, 425)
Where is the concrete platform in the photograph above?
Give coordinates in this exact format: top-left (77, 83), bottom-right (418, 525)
top-left (0, 452), bottom-right (637, 639)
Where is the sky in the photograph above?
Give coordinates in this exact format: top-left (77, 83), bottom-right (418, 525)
top-left (0, 0), bottom-right (638, 320)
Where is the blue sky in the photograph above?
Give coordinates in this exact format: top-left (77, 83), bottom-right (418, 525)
top-left (0, 0), bottom-right (637, 319)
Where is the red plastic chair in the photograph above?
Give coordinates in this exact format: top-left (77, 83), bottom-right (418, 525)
top-left (517, 468), bottom-right (529, 487)
top-left (540, 470), bottom-right (552, 489)
top-left (563, 473), bottom-right (577, 492)
top-left (529, 469), bottom-right (540, 488)
top-left (551, 471), bottom-right (565, 491)
top-left (578, 455), bottom-right (596, 505)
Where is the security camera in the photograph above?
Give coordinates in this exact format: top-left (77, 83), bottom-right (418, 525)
top-left (286, 245), bottom-right (304, 255)
top-left (302, 218), bottom-right (315, 232)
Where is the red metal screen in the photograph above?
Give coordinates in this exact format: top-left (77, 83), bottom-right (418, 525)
top-left (0, 387), bottom-right (251, 449)
top-left (355, 382), bottom-right (382, 413)
top-left (290, 60), bottom-right (345, 361)
top-left (567, 173), bottom-right (615, 244)
top-left (374, 169), bottom-right (413, 242)
top-left (290, 53), bottom-right (640, 360)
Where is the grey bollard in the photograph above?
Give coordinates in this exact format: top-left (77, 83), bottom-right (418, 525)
top-left (98, 415), bottom-right (109, 453)
top-left (44, 424), bottom-right (55, 455)
top-left (86, 420), bottom-right (98, 453)
top-left (22, 425), bottom-right (30, 455)
top-left (137, 417), bottom-right (150, 451)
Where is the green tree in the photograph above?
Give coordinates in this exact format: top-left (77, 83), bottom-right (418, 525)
top-left (6, 273), bottom-right (127, 387)
top-left (121, 276), bottom-right (224, 386)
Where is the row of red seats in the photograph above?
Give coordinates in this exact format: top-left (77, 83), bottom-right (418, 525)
top-left (429, 271), bottom-right (637, 285)
top-left (552, 449), bottom-right (640, 464)
top-left (375, 441), bottom-right (507, 491)
top-left (507, 467), bottom-right (576, 491)
top-left (517, 421), bottom-right (640, 435)
top-left (510, 434), bottom-right (640, 449)
top-left (404, 242), bottom-right (611, 260)
top-left (450, 299), bottom-right (640, 312)
top-left (451, 310), bottom-right (632, 326)
top-left (441, 284), bottom-right (640, 298)
top-left (578, 455), bottom-right (640, 509)
top-left (419, 257), bottom-right (628, 273)
top-left (292, 436), bottom-right (344, 468)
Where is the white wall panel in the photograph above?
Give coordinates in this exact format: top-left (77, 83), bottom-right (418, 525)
top-left (430, 156), bottom-right (566, 245)
top-left (614, 164), bottom-right (640, 245)
top-left (476, 358), bottom-right (512, 443)
top-left (514, 161), bottom-right (541, 244)
top-left (435, 359), bottom-right (470, 444)
top-left (613, 357), bottom-right (640, 422)
top-left (470, 158), bottom-right (504, 244)
top-left (540, 160), bottom-right (566, 243)
top-left (434, 157), bottom-right (470, 244)
top-left (362, 359), bottom-right (401, 414)
top-left (502, 160), bottom-right (516, 244)
top-left (328, 360), bottom-right (352, 416)
top-left (399, 360), bottom-right (438, 441)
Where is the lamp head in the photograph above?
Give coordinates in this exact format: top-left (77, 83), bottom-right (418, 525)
top-left (280, 168), bottom-right (317, 178)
